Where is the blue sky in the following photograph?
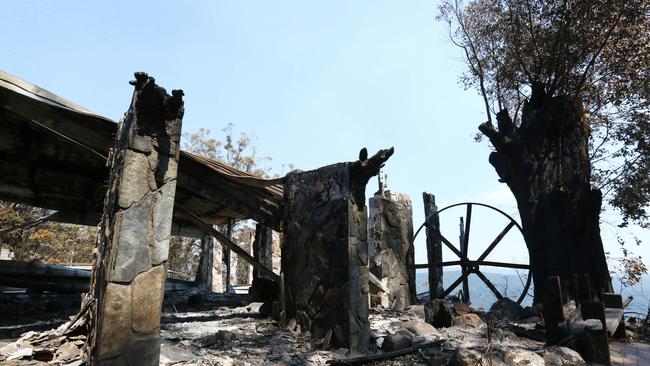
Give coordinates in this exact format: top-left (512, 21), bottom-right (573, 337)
top-left (3, 1), bottom-right (647, 275)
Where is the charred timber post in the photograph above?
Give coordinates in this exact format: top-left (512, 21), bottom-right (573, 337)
top-left (423, 193), bottom-right (444, 300)
top-left (282, 147), bottom-right (394, 353)
top-left (85, 73), bottom-right (184, 365)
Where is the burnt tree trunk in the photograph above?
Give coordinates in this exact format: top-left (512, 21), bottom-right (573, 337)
top-left (478, 89), bottom-right (611, 305)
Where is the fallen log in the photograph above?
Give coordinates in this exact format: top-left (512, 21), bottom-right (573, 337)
top-left (326, 340), bottom-right (444, 365)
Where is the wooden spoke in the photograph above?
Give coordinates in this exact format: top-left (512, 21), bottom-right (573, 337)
top-left (474, 269), bottom-right (504, 300)
top-left (476, 221), bottom-right (516, 264)
top-left (413, 261), bottom-right (461, 269)
top-left (442, 270), bottom-right (471, 298)
top-left (463, 203), bottom-right (472, 255)
top-left (480, 260), bottom-right (529, 270)
top-left (516, 271), bottom-right (533, 304)
top-left (430, 226), bottom-right (464, 259)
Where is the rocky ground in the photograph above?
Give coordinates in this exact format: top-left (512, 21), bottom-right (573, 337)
top-left (0, 289), bottom-right (644, 365)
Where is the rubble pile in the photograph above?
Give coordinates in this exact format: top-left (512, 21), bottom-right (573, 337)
top-left (0, 321), bottom-right (86, 365)
top-left (0, 291), bottom-right (593, 365)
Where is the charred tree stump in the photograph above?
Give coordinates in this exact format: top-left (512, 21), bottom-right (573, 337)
top-left (478, 90), bottom-right (611, 304)
top-left (368, 191), bottom-right (416, 309)
top-left (85, 73), bottom-right (183, 365)
top-left (282, 147), bottom-right (394, 353)
top-left (543, 276), bottom-right (567, 345)
top-left (423, 193), bottom-right (444, 300)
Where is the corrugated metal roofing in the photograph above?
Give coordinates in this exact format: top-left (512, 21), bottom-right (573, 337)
top-left (0, 69), bottom-right (285, 232)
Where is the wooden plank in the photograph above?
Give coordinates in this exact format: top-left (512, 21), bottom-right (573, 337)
top-left (175, 203), bottom-right (280, 282)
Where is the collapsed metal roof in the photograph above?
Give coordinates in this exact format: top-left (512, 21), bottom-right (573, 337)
top-left (0, 70), bottom-right (284, 233)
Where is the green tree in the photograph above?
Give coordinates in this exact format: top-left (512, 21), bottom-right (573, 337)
top-left (439, 0), bottom-right (649, 304)
top-left (0, 201), bottom-right (95, 263)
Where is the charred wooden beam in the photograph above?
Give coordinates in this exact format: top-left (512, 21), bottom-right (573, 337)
top-left (423, 192), bottom-right (443, 300)
top-left (175, 203), bottom-right (279, 282)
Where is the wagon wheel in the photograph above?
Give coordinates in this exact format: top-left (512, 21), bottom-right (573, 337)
top-left (414, 202), bottom-right (531, 305)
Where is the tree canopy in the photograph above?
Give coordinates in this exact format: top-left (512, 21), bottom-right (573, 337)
top-left (439, 0), bottom-right (650, 227)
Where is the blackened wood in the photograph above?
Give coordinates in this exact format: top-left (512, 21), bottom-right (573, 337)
top-left (476, 222), bottom-right (515, 263)
top-left (442, 271), bottom-right (472, 298)
top-left (423, 192), bottom-right (443, 300)
top-left (543, 276), bottom-right (566, 345)
top-left (461, 205), bottom-right (471, 304)
top-left (415, 260), bottom-right (529, 270)
top-left (474, 269), bottom-right (503, 300)
top-left (326, 341), bottom-right (444, 365)
top-left (602, 293), bottom-right (623, 308)
top-left (175, 204), bottom-right (279, 282)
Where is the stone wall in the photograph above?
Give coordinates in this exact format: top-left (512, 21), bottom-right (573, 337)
top-left (86, 73), bottom-right (183, 365)
top-left (368, 191), bottom-right (415, 309)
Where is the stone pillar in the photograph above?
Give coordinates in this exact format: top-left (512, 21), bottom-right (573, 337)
top-left (212, 238), bottom-right (224, 292)
top-left (196, 235), bottom-right (224, 293)
top-left (235, 234), bottom-right (252, 285)
top-left (223, 221), bottom-right (232, 292)
top-left (253, 224), bottom-right (281, 280)
top-left (229, 246), bottom-right (239, 285)
top-left (282, 148), bottom-right (394, 354)
top-left (86, 73), bottom-right (183, 365)
top-left (272, 231), bottom-right (281, 275)
top-left (368, 191), bottom-right (415, 309)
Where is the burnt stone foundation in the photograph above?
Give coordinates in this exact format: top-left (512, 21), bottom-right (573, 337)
top-left (368, 191), bottom-right (415, 309)
top-left (282, 148), bottom-right (393, 354)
